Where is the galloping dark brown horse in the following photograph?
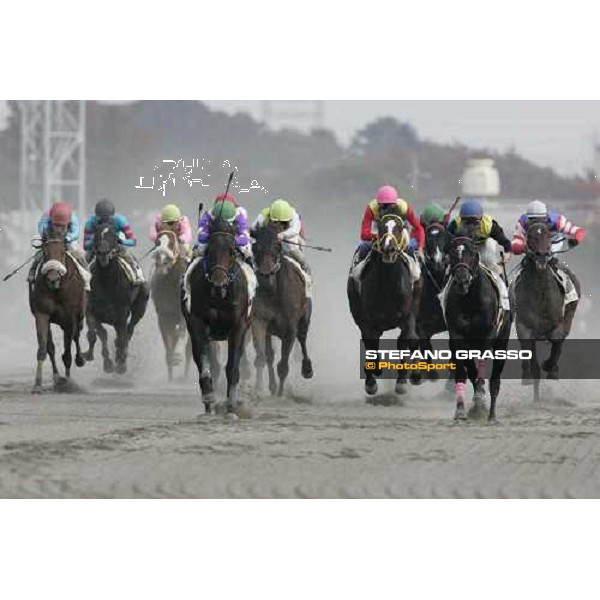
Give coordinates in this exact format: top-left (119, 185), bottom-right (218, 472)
top-left (29, 228), bottom-right (87, 393)
top-left (251, 222), bottom-right (313, 396)
top-left (512, 222), bottom-right (580, 401)
top-left (150, 228), bottom-right (191, 381)
top-left (182, 218), bottom-right (251, 417)
top-left (347, 214), bottom-right (422, 397)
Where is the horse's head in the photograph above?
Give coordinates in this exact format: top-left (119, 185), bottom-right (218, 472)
top-left (153, 229), bottom-right (180, 275)
top-left (424, 222), bottom-right (448, 272)
top-left (94, 219), bottom-right (118, 268)
top-left (448, 236), bottom-right (479, 294)
top-left (373, 214), bottom-right (407, 263)
top-left (253, 223), bottom-right (281, 284)
top-left (41, 227), bottom-right (67, 290)
top-left (526, 221), bottom-right (552, 271)
top-left (206, 218), bottom-right (236, 298)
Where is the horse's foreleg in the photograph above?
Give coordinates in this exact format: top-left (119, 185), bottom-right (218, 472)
top-left (62, 323), bottom-right (74, 380)
top-left (401, 312), bottom-right (421, 387)
top-left (542, 339), bottom-right (564, 380)
top-left (297, 308), bottom-right (313, 380)
top-left (126, 285), bottom-right (149, 342)
top-left (488, 358), bottom-right (507, 424)
top-left (96, 322), bottom-right (113, 373)
top-left (184, 334), bottom-right (193, 379)
top-left (277, 328), bottom-right (296, 397)
top-left (114, 320), bottom-right (129, 374)
top-left (47, 326), bottom-right (60, 385)
top-left (189, 319), bottom-right (214, 412)
top-left (265, 333), bottom-right (277, 396)
top-left (361, 328), bottom-right (382, 397)
top-left (451, 339), bottom-right (468, 420)
top-left (225, 325), bottom-right (249, 414)
top-left (33, 313), bottom-right (50, 393)
top-left (252, 319), bottom-right (268, 394)
top-left (158, 315), bottom-right (174, 382)
top-left (74, 313), bottom-right (86, 367)
top-left (84, 310), bottom-right (97, 362)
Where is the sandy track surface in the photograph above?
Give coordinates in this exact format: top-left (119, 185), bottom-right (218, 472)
top-left (1, 372), bottom-right (599, 498)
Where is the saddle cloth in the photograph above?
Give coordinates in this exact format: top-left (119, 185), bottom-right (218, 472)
top-left (351, 251), bottom-right (421, 288)
top-left (182, 256), bottom-right (257, 315)
top-left (438, 267), bottom-right (508, 336)
top-left (283, 255), bottom-right (313, 299)
top-left (509, 264), bottom-right (579, 315)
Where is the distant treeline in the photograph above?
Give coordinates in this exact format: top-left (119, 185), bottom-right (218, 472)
top-left (0, 101), bottom-right (596, 218)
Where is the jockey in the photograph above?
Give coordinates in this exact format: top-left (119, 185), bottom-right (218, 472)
top-left (511, 199), bottom-right (585, 294)
top-left (250, 199), bottom-right (310, 273)
top-left (149, 203), bottom-right (193, 257)
top-left (446, 199), bottom-right (511, 306)
top-left (511, 199), bottom-right (587, 254)
top-left (83, 199), bottom-right (145, 284)
top-left (28, 201), bottom-right (89, 286)
top-left (196, 199), bottom-right (253, 264)
top-left (354, 185), bottom-right (423, 283)
top-left (420, 202), bottom-right (448, 228)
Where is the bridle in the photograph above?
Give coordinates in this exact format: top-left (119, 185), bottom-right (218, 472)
top-left (373, 215), bottom-right (406, 263)
top-left (205, 230), bottom-right (237, 289)
top-left (449, 237), bottom-right (477, 276)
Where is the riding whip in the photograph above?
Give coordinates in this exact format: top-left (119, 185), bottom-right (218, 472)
top-left (281, 239), bottom-right (333, 252)
top-left (2, 254), bottom-right (36, 281)
top-left (217, 171), bottom-right (235, 220)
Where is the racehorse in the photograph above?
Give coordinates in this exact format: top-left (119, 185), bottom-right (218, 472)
top-left (443, 236), bottom-right (511, 422)
top-left (251, 222), bottom-right (313, 396)
top-left (347, 213), bottom-right (422, 397)
top-left (182, 218), bottom-right (251, 417)
top-left (29, 228), bottom-right (87, 392)
top-left (417, 221), bottom-right (448, 380)
top-left (84, 220), bottom-right (149, 374)
top-left (511, 221), bottom-right (580, 401)
top-left (150, 228), bottom-right (191, 381)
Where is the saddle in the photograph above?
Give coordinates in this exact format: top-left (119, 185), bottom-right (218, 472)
top-left (350, 250), bottom-right (420, 287)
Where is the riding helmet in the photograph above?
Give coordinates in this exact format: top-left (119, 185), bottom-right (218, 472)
top-left (269, 199), bottom-right (294, 222)
top-left (459, 199), bottom-right (483, 219)
top-left (49, 201), bottom-right (72, 226)
top-left (161, 203), bottom-right (181, 223)
top-left (526, 200), bottom-right (547, 218)
top-left (376, 185), bottom-right (398, 204)
top-left (95, 199), bottom-right (115, 217)
top-left (211, 200), bottom-right (237, 221)
top-left (421, 202), bottom-right (445, 225)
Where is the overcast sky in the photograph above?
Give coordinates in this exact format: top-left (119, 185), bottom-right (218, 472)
top-left (2, 101), bottom-right (599, 176)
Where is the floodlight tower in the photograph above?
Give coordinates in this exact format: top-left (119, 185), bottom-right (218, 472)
top-left (19, 100), bottom-right (86, 217)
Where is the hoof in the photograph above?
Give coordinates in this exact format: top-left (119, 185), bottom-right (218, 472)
top-left (521, 377), bottom-right (534, 386)
top-left (75, 355), bottom-right (85, 368)
top-left (395, 381), bottom-right (408, 395)
top-left (365, 380), bottom-right (378, 396)
top-left (236, 403), bottom-right (253, 420)
top-left (427, 369), bottom-right (440, 382)
top-left (225, 411), bottom-right (239, 423)
top-left (468, 401), bottom-right (487, 420)
top-left (409, 373), bottom-right (422, 386)
top-left (54, 377), bottom-right (69, 389)
top-left (454, 403), bottom-right (467, 421)
top-left (103, 359), bottom-right (114, 374)
top-left (488, 416), bottom-right (499, 426)
top-left (83, 351), bottom-right (94, 362)
top-left (546, 371), bottom-right (559, 381)
top-left (301, 359), bottom-right (314, 379)
top-left (31, 385), bottom-right (43, 395)
top-left (213, 401), bottom-right (227, 416)
top-left (541, 359), bottom-right (554, 373)
top-left (115, 362), bottom-right (127, 375)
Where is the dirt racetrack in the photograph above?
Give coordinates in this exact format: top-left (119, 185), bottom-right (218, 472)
top-left (1, 368), bottom-right (599, 498)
